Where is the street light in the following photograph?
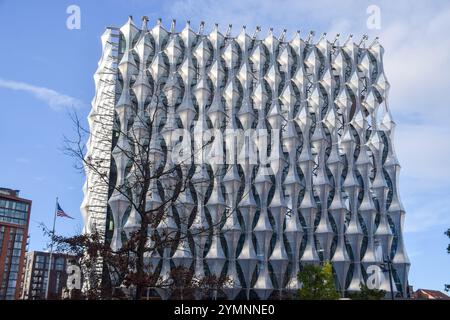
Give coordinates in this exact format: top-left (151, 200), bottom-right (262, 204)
top-left (374, 239), bottom-right (395, 300)
top-left (379, 255), bottom-right (395, 300)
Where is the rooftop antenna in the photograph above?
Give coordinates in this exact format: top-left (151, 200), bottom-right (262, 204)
top-left (226, 24), bottom-right (232, 37)
top-left (344, 34), bottom-right (353, 46)
top-left (141, 16), bottom-right (149, 30)
top-left (359, 34), bottom-right (368, 47)
top-left (369, 36), bottom-right (379, 48)
top-left (198, 21), bottom-right (205, 35)
top-left (252, 26), bottom-right (261, 39)
top-left (333, 33), bottom-right (341, 46)
top-left (170, 19), bottom-right (176, 32)
top-left (306, 31), bottom-right (315, 43)
top-left (279, 28), bottom-right (287, 41)
top-left (291, 30), bottom-right (301, 46)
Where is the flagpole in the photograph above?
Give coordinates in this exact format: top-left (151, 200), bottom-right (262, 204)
top-left (45, 197), bottom-right (58, 300)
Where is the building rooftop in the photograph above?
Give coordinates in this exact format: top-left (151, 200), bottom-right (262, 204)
top-left (413, 289), bottom-right (450, 300)
top-left (0, 187), bottom-right (20, 197)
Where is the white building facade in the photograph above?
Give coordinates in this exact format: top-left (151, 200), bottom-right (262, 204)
top-left (81, 16), bottom-right (409, 299)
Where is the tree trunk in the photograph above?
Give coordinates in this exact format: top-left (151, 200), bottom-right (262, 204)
top-left (134, 217), bottom-right (148, 300)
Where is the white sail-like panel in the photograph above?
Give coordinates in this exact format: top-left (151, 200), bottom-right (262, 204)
top-left (83, 17), bottom-right (409, 299)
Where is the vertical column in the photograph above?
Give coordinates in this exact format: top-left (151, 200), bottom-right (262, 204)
top-left (191, 26), bottom-right (212, 290)
top-left (205, 24), bottom-right (227, 280)
top-left (265, 29), bottom-right (288, 296)
top-left (124, 17), bottom-right (153, 240)
top-left (157, 23), bottom-right (184, 291)
top-left (108, 17), bottom-right (139, 251)
top-left (297, 39), bottom-right (320, 267)
top-left (236, 27), bottom-right (258, 300)
top-left (280, 35), bottom-right (303, 292)
top-left (314, 36), bottom-right (334, 262)
top-left (342, 40), bottom-right (364, 293)
top-left (358, 47), bottom-right (379, 289)
top-left (172, 21), bottom-right (198, 270)
top-left (222, 31), bottom-right (243, 299)
top-left (252, 35), bottom-right (274, 300)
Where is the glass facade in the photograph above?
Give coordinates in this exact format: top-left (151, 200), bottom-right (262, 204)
top-left (0, 189), bottom-right (31, 300)
top-left (0, 199), bottom-right (29, 226)
top-left (0, 227), bottom-right (25, 299)
top-left (21, 252), bottom-right (71, 300)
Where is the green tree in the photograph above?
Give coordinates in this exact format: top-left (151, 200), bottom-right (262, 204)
top-left (348, 283), bottom-right (386, 300)
top-left (297, 262), bottom-right (340, 300)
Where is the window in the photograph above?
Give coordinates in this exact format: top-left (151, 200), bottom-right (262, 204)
top-left (10, 264), bottom-right (19, 272)
top-left (35, 255), bottom-right (46, 269)
top-left (55, 273), bottom-right (61, 292)
top-left (0, 201), bottom-right (29, 226)
top-left (55, 257), bottom-right (65, 271)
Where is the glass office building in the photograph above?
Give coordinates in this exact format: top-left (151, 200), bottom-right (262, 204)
top-left (0, 188), bottom-right (31, 300)
top-left (21, 251), bottom-right (73, 300)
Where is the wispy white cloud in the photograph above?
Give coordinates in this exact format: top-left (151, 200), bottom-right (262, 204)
top-left (0, 78), bottom-right (85, 110)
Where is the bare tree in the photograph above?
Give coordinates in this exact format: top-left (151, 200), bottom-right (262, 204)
top-left (57, 89), bottom-right (237, 299)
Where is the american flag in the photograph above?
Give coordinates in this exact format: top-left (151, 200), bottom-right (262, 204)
top-left (57, 202), bottom-right (74, 219)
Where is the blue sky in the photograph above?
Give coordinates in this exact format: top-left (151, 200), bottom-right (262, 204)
top-left (0, 0), bottom-right (449, 291)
